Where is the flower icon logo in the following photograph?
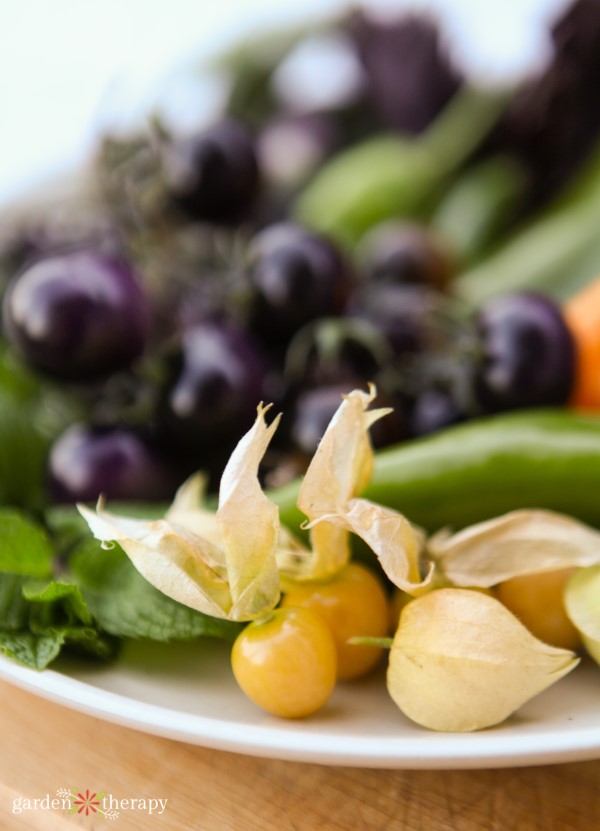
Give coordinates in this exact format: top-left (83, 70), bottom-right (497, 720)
top-left (72, 790), bottom-right (103, 816)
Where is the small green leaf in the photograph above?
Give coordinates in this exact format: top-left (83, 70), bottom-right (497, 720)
top-left (0, 392), bottom-right (51, 512)
top-left (0, 574), bottom-right (30, 630)
top-left (44, 504), bottom-right (94, 555)
top-left (49, 626), bottom-right (118, 662)
top-left (24, 580), bottom-right (93, 626)
top-left (0, 573), bottom-right (117, 668)
top-left (0, 631), bottom-right (65, 669)
top-left (0, 510), bottom-right (53, 577)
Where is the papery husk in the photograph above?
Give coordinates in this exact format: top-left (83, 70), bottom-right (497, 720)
top-left (78, 404), bottom-right (284, 621)
top-left (165, 473), bottom-right (224, 550)
top-left (564, 565), bottom-right (600, 665)
top-left (166, 471), bottom-right (310, 585)
top-left (217, 407), bottom-right (282, 619)
top-left (292, 386), bottom-right (384, 579)
top-left (76, 504), bottom-right (233, 618)
top-left (429, 510), bottom-right (600, 587)
top-left (288, 386), bottom-right (431, 592)
top-left (313, 498), bottom-right (432, 592)
top-left (387, 588), bottom-right (578, 732)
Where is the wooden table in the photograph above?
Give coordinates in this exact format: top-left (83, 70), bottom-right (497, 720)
top-left (1, 680), bottom-right (600, 830)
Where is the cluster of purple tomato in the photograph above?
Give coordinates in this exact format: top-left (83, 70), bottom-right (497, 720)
top-left (0, 112), bottom-right (576, 507)
top-left (3, 0), bottom-right (592, 507)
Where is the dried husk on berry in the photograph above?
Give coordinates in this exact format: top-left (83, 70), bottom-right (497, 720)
top-left (428, 509), bottom-right (600, 587)
top-left (564, 565), bottom-right (600, 665)
top-left (78, 405), bottom-right (286, 621)
top-left (387, 588), bottom-right (578, 732)
top-left (280, 385), bottom-right (432, 593)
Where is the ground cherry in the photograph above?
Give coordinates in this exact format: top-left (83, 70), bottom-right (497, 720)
top-left (281, 562), bottom-right (391, 681)
top-left (231, 606), bottom-right (337, 718)
top-left (495, 568), bottom-right (583, 651)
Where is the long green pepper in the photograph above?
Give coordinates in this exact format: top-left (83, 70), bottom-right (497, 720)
top-left (271, 409), bottom-right (600, 534)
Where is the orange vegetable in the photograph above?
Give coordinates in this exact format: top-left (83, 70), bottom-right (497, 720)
top-left (564, 277), bottom-right (600, 408)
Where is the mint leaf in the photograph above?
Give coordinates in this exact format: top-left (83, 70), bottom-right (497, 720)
top-left (0, 507), bottom-right (239, 670)
top-left (0, 631), bottom-right (65, 670)
top-left (0, 624), bottom-right (117, 670)
top-left (0, 510), bottom-right (53, 577)
top-left (71, 539), bottom-right (241, 643)
top-left (0, 509), bottom-right (120, 670)
top-left (0, 574), bottom-right (30, 629)
top-left (23, 579), bottom-right (117, 660)
top-left (0, 353), bottom-right (86, 513)
top-left (23, 580), bottom-right (93, 626)
top-left (0, 391), bottom-right (50, 512)
top-left (44, 504), bottom-right (92, 555)
top-left (0, 576), bottom-right (118, 670)
top-left (40, 625), bottom-right (117, 662)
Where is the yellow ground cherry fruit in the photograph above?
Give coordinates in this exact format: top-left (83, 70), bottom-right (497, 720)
top-left (281, 562), bottom-right (391, 681)
top-left (495, 568), bottom-right (583, 651)
top-left (388, 585), bottom-right (493, 631)
top-left (231, 606), bottom-right (337, 718)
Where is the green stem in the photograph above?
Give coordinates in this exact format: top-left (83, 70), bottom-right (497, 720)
top-left (348, 636), bottom-right (393, 649)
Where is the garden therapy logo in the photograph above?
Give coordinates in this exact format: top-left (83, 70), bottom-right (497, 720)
top-left (11, 788), bottom-right (168, 819)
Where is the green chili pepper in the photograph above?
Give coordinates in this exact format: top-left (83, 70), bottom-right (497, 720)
top-left (431, 154), bottom-right (528, 266)
top-left (293, 86), bottom-right (511, 247)
top-left (455, 136), bottom-right (600, 305)
top-left (271, 409), bottom-right (600, 534)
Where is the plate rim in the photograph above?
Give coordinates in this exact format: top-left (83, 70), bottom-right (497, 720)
top-left (3, 654), bottom-right (600, 770)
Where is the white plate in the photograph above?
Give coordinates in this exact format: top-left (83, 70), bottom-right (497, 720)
top-left (2, 639), bottom-right (600, 769)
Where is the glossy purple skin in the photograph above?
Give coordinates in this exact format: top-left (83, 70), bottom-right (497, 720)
top-left (408, 387), bottom-right (465, 437)
top-left (474, 292), bottom-right (576, 412)
top-left (48, 425), bottom-right (172, 503)
top-left (291, 383), bottom-right (404, 455)
top-left (162, 322), bottom-right (268, 444)
top-left (162, 119), bottom-right (260, 223)
top-left (348, 284), bottom-right (432, 357)
top-left (3, 251), bottom-right (149, 381)
top-left (247, 224), bottom-right (352, 345)
top-left (294, 336), bottom-right (381, 391)
top-left (290, 384), bottom-right (357, 456)
top-left (360, 223), bottom-right (451, 290)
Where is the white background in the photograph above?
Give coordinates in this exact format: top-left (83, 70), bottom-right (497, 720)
top-left (0, 0), bottom-right (569, 206)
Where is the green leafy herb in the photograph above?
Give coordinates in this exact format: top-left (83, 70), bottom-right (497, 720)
top-left (0, 509), bottom-right (53, 577)
top-left (0, 574), bottom-right (118, 670)
top-left (0, 504), bottom-right (239, 670)
top-left (0, 510), bottom-right (116, 669)
top-left (0, 573), bottom-right (30, 630)
top-left (0, 389), bottom-right (50, 512)
top-left (24, 580), bottom-right (93, 626)
top-left (0, 632), bottom-right (66, 670)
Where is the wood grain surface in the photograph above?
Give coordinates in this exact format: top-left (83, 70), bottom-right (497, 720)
top-left (1, 679), bottom-right (599, 831)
